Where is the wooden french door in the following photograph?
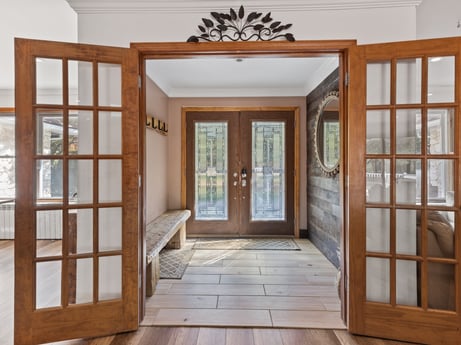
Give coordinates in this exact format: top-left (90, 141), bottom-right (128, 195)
top-left (348, 37), bottom-right (461, 344)
top-left (14, 38), bottom-right (140, 344)
top-left (185, 109), bottom-right (295, 236)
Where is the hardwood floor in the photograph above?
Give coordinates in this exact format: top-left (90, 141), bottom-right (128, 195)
top-left (0, 240), bottom-right (418, 345)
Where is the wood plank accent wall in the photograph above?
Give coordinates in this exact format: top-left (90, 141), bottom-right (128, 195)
top-left (306, 68), bottom-right (340, 267)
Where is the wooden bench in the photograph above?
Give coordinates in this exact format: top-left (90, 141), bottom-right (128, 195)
top-left (145, 209), bottom-right (191, 296)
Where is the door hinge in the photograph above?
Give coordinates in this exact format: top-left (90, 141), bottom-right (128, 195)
top-left (138, 75), bottom-right (142, 88)
top-left (139, 174), bottom-right (142, 188)
top-left (345, 72), bottom-right (349, 87)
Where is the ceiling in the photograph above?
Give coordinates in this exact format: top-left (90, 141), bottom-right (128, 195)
top-left (146, 56), bottom-right (339, 98)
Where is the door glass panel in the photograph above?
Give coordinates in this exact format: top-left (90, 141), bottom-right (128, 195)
top-left (366, 208), bottom-right (389, 253)
top-left (427, 263), bottom-right (455, 311)
top-left (427, 108), bottom-right (455, 155)
top-left (251, 121), bottom-right (285, 221)
top-left (396, 109), bottom-right (421, 154)
top-left (396, 159), bottom-right (421, 205)
top-left (194, 122), bottom-right (228, 220)
top-left (98, 159), bottom-right (122, 203)
top-left (396, 58), bottom-right (422, 104)
top-left (0, 115), bottom-right (15, 155)
top-left (366, 110), bottom-right (390, 154)
top-left (69, 60), bottom-right (93, 106)
top-left (36, 112), bottom-right (64, 155)
top-left (36, 261), bottom-right (62, 309)
top-left (69, 209), bottom-right (93, 254)
top-left (68, 258), bottom-right (93, 305)
top-left (36, 210), bottom-right (62, 257)
top-left (99, 207), bottom-right (122, 251)
top-left (366, 257), bottom-right (390, 303)
top-left (98, 63), bottom-right (121, 107)
top-left (69, 110), bottom-right (93, 155)
top-left (0, 158), bottom-right (15, 199)
top-left (99, 255), bottom-right (122, 301)
top-left (426, 210), bottom-right (454, 259)
top-left (99, 111), bottom-right (122, 154)
top-left (69, 159), bottom-right (93, 204)
top-left (366, 159), bottom-right (390, 203)
top-left (428, 56), bottom-right (455, 104)
top-left (36, 159), bottom-right (63, 205)
top-left (367, 61), bottom-right (391, 105)
top-left (396, 260), bottom-right (420, 307)
top-left (396, 209), bottom-right (419, 255)
top-left (427, 159), bottom-right (454, 205)
top-left (36, 57), bottom-right (62, 105)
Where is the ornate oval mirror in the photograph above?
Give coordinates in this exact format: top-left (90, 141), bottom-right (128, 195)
top-left (314, 91), bottom-right (340, 176)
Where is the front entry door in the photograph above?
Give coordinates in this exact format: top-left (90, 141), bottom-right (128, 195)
top-left (348, 37), bottom-right (461, 344)
top-left (14, 38), bottom-right (140, 344)
top-left (185, 109), bottom-right (295, 236)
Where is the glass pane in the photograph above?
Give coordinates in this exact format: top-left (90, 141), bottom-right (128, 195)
top-left (36, 211), bottom-right (62, 257)
top-left (98, 63), bottom-right (121, 107)
top-left (426, 210), bottom-right (454, 259)
top-left (396, 209), bottom-right (419, 255)
top-left (68, 209), bottom-right (93, 254)
top-left (251, 121), bottom-right (285, 221)
top-left (427, 159), bottom-right (454, 205)
top-left (396, 109), bottom-right (421, 154)
top-left (69, 159), bottom-right (93, 204)
top-left (99, 207), bottom-right (122, 252)
top-left (0, 199), bottom-right (14, 239)
top-left (366, 257), bottom-right (390, 303)
top-left (0, 158), bottom-right (15, 199)
top-left (68, 258), bottom-right (93, 305)
top-left (427, 263), bottom-right (455, 311)
top-left (0, 115), bottom-right (15, 155)
top-left (36, 112), bottom-right (64, 155)
top-left (36, 58), bottom-right (62, 105)
top-left (195, 122), bottom-right (228, 220)
top-left (99, 111), bottom-right (122, 154)
top-left (367, 61), bottom-right (390, 105)
top-left (366, 208), bottom-right (389, 253)
top-left (366, 110), bottom-right (390, 154)
top-left (427, 108), bottom-right (455, 154)
top-left (396, 159), bottom-right (421, 205)
top-left (99, 255), bottom-right (122, 301)
top-left (36, 159), bottom-right (63, 205)
top-left (69, 110), bottom-right (93, 155)
top-left (99, 159), bottom-right (122, 203)
top-left (428, 56), bottom-right (455, 104)
top-left (396, 58), bottom-right (422, 104)
top-left (396, 260), bottom-right (420, 307)
top-left (366, 159), bottom-right (390, 203)
top-left (36, 261), bottom-right (61, 309)
top-left (69, 60), bottom-right (93, 106)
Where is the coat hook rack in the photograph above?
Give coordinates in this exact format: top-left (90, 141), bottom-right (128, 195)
top-left (146, 115), bottom-right (168, 135)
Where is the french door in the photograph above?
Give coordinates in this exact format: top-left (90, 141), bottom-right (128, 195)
top-left (348, 37), bottom-right (461, 344)
top-left (185, 109), bottom-right (295, 236)
top-left (14, 38), bottom-right (140, 344)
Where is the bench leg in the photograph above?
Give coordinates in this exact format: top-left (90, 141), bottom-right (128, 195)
top-left (146, 255), bottom-right (160, 297)
top-left (166, 223), bottom-right (186, 249)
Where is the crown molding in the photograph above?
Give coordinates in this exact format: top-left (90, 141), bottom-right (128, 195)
top-left (66, 0), bottom-right (423, 14)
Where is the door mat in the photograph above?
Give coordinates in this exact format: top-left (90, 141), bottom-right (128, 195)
top-left (159, 248), bottom-right (194, 279)
top-left (192, 238), bottom-right (300, 251)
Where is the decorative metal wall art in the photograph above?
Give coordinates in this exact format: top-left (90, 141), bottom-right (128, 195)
top-left (187, 5), bottom-right (295, 42)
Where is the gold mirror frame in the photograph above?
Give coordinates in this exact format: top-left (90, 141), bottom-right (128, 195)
top-left (314, 91), bottom-right (340, 177)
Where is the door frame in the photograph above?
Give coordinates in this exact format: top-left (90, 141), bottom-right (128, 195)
top-left (133, 40), bottom-right (353, 323)
top-left (182, 106), bottom-right (300, 237)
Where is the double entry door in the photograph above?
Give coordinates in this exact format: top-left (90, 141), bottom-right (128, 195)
top-left (185, 109), bottom-right (295, 236)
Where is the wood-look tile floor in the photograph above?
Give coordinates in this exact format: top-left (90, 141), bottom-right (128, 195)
top-left (1, 240), bottom-right (418, 345)
top-left (142, 239), bottom-right (345, 329)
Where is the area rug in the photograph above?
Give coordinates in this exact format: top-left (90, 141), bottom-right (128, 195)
top-left (159, 248), bottom-right (194, 279)
top-left (192, 238), bottom-right (300, 251)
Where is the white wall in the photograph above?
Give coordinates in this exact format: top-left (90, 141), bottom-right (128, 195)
top-left (417, 0), bottom-right (461, 39)
top-left (145, 78), bottom-right (169, 223)
top-left (0, 0), bottom-right (77, 107)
